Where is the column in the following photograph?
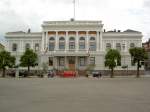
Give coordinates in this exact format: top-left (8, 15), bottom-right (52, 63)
top-left (113, 41), bottom-right (115, 49)
top-left (41, 32), bottom-right (45, 52)
top-left (44, 31), bottom-right (48, 52)
top-left (97, 31), bottom-right (100, 51)
top-left (76, 31), bottom-right (79, 52)
top-left (65, 56), bottom-right (68, 68)
top-left (75, 56), bottom-right (78, 70)
top-left (21, 40), bottom-right (24, 52)
top-left (55, 31), bottom-right (58, 51)
top-left (31, 40), bottom-right (34, 50)
top-left (54, 57), bottom-right (58, 70)
top-left (66, 31), bottom-right (69, 51)
top-left (86, 31), bottom-right (89, 51)
top-left (100, 29), bottom-right (103, 51)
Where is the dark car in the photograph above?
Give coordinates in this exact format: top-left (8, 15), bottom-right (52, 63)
top-left (92, 71), bottom-right (102, 78)
top-left (7, 71), bottom-right (16, 77)
top-left (19, 71), bottom-right (28, 77)
top-left (48, 70), bottom-right (55, 78)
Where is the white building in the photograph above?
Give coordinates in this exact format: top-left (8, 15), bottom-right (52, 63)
top-left (5, 20), bottom-right (143, 74)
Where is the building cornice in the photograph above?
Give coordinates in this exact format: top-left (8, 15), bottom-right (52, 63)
top-left (5, 32), bottom-right (42, 38)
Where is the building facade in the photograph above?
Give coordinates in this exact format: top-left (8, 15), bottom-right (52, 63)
top-left (143, 39), bottom-right (150, 70)
top-left (5, 20), bottom-right (143, 72)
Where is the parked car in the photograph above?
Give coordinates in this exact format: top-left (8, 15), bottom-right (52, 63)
top-left (7, 71), bottom-right (15, 77)
top-left (19, 71), bottom-right (28, 77)
top-left (48, 70), bottom-right (55, 78)
top-left (92, 71), bottom-right (102, 78)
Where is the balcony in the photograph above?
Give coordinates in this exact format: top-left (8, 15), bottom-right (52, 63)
top-left (45, 49), bottom-right (100, 56)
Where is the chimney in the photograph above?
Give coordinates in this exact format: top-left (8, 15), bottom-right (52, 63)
top-left (27, 28), bottom-right (31, 33)
top-left (104, 29), bottom-right (106, 32)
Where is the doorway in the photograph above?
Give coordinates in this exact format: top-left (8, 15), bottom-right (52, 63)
top-left (68, 57), bottom-right (75, 70)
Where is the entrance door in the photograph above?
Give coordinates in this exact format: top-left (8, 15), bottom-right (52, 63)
top-left (68, 57), bottom-right (75, 70)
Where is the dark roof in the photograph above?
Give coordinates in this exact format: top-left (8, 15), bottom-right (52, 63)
top-left (6, 31), bottom-right (25, 34)
top-left (123, 29), bottom-right (141, 33)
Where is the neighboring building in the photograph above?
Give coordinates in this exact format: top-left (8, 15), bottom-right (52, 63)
top-left (143, 39), bottom-right (150, 51)
top-left (143, 39), bottom-right (150, 70)
top-left (5, 20), bottom-right (143, 74)
top-left (0, 43), bottom-right (5, 52)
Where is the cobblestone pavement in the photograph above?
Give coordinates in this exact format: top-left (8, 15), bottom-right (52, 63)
top-left (0, 77), bottom-right (150, 112)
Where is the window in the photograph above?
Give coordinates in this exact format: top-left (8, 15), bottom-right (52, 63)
top-left (59, 57), bottom-right (65, 66)
top-left (12, 43), bottom-right (17, 51)
top-left (130, 43), bottom-right (135, 48)
top-left (116, 43), bottom-right (121, 51)
top-left (35, 43), bottom-right (39, 51)
top-left (25, 43), bottom-right (30, 50)
top-left (79, 37), bottom-right (85, 50)
top-left (49, 57), bottom-right (53, 66)
top-left (80, 57), bottom-right (86, 66)
top-left (59, 37), bottom-right (65, 50)
top-left (117, 60), bottom-right (121, 66)
top-left (69, 37), bottom-right (75, 50)
top-left (106, 43), bottom-right (111, 51)
top-left (89, 37), bottom-right (96, 51)
top-left (49, 37), bottom-right (55, 51)
top-left (90, 57), bottom-right (95, 65)
top-left (122, 44), bottom-right (125, 51)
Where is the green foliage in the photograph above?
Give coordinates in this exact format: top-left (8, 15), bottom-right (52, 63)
top-left (0, 50), bottom-right (16, 77)
top-left (129, 47), bottom-right (148, 63)
top-left (105, 49), bottom-right (121, 78)
top-left (105, 49), bottom-right (121, 69)
top-left (20, 49), bottom-right (38, 72)
top-left (129, 47), bottom-right (148, 77)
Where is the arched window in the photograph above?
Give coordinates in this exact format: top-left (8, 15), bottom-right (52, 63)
top-left (12, 43), bottom-right (17, 51)
top-left (59, 37), bottom-right (65, 50)
top-left (130, 43), bottom-right (135, 48)
top-left (89, 37), bottom-right (96, 51)
top-left (122, 44), bottom-right (125, 51)
top-left (49, 37), bottom-right (55, 51)
top-left (25, 43), bottom-right (30, 50)
top-left (79, 37), bottom-right (85, 50)
top-left (116, 43), bottom-right (121, 51)
top-left (35, 43), bottom-right (39, 51)
top-left (106, 43), bottom-right (111, 51)
top-left (69, 37), bottom-right (75, 50)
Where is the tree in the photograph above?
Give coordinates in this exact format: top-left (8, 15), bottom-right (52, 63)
top-left (129, 47), bottom-right (148, 78)
top-left (105, 49), bottom-right (121, 78)
top-left (0, 51), bottom-right (16, 77)
top-left (20, 49), bottom-right (38, 75)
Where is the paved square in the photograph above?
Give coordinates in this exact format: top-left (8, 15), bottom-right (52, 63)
top-left (0, 77), bottom-right (150, 112)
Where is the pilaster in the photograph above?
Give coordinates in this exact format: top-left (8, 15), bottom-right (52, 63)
top-left (100, 29), bottom-right (103, 51)
top-left (55, 31), bottom-right (58, 51)
top-left (86, 31), bottom-right (89, 51)
top-left (66, 31), bottom-right (69, 51)
top-left (76, 31), bottom-right (79, 51)
top-left (97, 31), bottom-right (100, 51)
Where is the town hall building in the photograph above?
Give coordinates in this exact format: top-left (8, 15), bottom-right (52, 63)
top-left (5, 20), bottom-right (143, 74)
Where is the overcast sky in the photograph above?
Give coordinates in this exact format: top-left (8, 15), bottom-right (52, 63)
top-left (0, 0), bottom-right (150, 43)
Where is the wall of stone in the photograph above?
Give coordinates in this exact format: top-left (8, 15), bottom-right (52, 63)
top-left (100, 70), bottom-right (145, 76)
